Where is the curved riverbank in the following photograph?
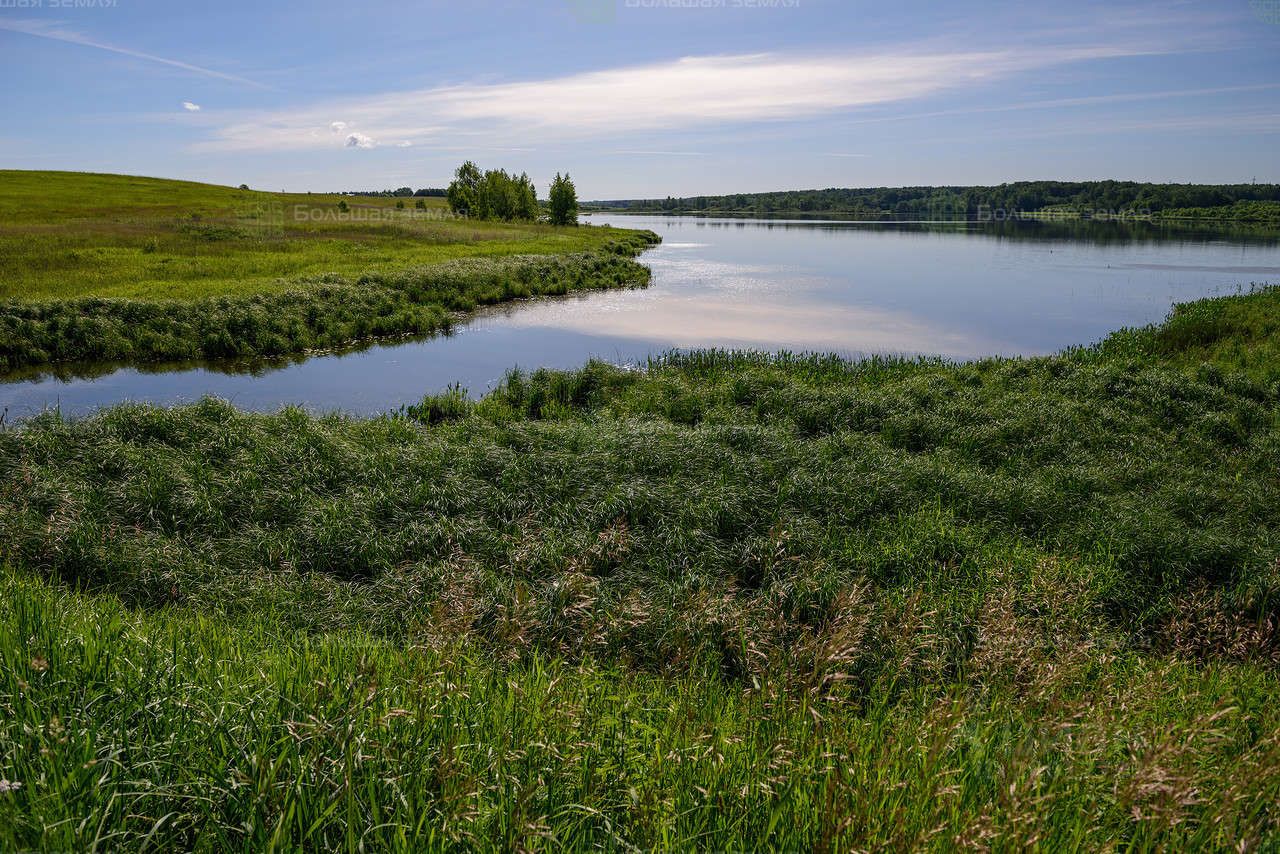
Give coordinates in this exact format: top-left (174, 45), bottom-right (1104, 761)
top-left (0, 232), bottom-right (660, 372)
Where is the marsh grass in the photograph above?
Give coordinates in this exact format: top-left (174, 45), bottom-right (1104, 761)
top-left (0, 244), bottom-right (657, 371)
top-left (1, 287), bottom-right (1279, 849)
top-left (3, 569), bottom-right (1278, 851)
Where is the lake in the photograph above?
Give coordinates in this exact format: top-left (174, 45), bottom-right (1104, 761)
top-left (3, 215), bottom-right (1279, 421)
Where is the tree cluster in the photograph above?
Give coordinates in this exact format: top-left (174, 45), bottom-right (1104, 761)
top-left (447, 162), bottom-right (538, 222)
top-left (446, 162), bottom-right (579, 225)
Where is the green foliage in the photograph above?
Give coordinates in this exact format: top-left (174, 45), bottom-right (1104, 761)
top-left (2, 288), bottom-right (1280, 848)
top-left (0, 171), bottom-right (647, 302)
top-left (1095, 284), bottom-right (1280, 380)
top-left (3, 567), bottom-right (1278, 851)
top-left (0, 171), bottom-right (664, 371)
top-left (449, 163), bottom-right (539, 222)
top-left (405, 382), bottom-right (471, 424)
top-left (1157, 200), bottom-right (1280, 225)
top-left (549, 171), bottom-right (579, 226)
top-left (595, 180), bottom-right (1280, 218)
top-left (0, 234), bottom-right (659, 372)
top-left (446, 160), bottom-right (482, 217)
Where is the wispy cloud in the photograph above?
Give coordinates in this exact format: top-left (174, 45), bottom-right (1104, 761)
top-left (345, 132), bottom-right (376, 149)
top-left (196, 44), bottom-right (1160, 153)
top-left (0, 18), bottom-right (268, 89)
top-left (182, 101), bottom-right (201, 112)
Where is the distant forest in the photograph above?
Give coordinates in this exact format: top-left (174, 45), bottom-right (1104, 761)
top-left (586, 181), bottom-right (1280, 218)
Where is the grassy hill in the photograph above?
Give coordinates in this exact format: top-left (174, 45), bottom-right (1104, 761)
top-left (1, 285), bottom-right (1279, 849)
top-left (0, 171), bottom-right (659, 370)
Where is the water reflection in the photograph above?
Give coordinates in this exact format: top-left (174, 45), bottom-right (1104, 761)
top-left (2, 215), bottom-right (1278, 421)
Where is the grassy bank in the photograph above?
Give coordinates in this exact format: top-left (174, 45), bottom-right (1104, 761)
top-left (2, 287), bottom-right (1279, 849)
top-left (1155, 201), bottom-right (1280, 227)
top-left (0, 172), bottom-right (659, 371)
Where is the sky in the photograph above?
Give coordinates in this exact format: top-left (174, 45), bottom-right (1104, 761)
top-left (2, 0), bottom-right (1279, 198)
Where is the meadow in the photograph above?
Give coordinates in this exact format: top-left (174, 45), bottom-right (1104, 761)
top-left (0, 172), bottom-right (659, 371)
top-left (1, 285), bottom-right (1278, 850)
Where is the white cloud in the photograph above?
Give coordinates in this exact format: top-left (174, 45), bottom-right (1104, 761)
top-left (395, 140), bottom-right (413, 147)
top-left (197, 44), bottom-right (1164, 153)
top-left (182, 101), bottom-right (201, 112)
top-left (345, 132), bottom-right (376, 149)
top-left (329, 121), bottom-right (347, 133)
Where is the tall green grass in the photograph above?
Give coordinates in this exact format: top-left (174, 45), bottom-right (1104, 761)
top-left (3, 568), bottom-right (1277, 851)
top-left (1, 287), bottom-right (1279, 848)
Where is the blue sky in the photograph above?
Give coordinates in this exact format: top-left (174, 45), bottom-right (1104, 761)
top-left (2, 0), bottom-right (1278, 197)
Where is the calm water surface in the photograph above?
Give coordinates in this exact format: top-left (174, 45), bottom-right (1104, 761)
top-left (3, 215), bottom-right (1279, 420)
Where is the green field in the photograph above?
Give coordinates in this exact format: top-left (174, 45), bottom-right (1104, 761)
top-left (2, 286), bottom-right (1279, 849)
top-left (0, 171), bottom-right (645, 301)
top-left (0, 172), bottom-right (659, 372)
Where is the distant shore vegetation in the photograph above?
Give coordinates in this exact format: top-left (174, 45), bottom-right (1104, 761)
top-left (587, 180), bottom-right (1280, 224)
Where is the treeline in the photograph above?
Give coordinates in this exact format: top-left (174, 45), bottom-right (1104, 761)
top-left (446, 161), bottom-right (579, 225)
top-left (342, 187), bottom-right (447, 198)
top-left (592, 181), bottom-right (1280, 217)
